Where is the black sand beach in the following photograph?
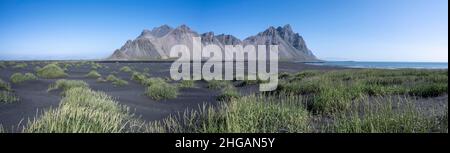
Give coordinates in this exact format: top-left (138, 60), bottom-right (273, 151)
top-left (0, 61), bottom-right (344, 132)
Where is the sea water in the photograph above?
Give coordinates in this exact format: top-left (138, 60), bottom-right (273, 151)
top-left (305, 61), bottom-right (448, 69)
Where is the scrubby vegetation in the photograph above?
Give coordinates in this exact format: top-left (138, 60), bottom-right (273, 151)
top-left (235, 77), bottom-right (269, 87)
top-left (217, 86), bottom-right (240, 101)
top-left (34, 66), bottom-right (41, 72)
top-left (112, 79), bottom-right (129, 86)
top-left (145, 81), bottom-right (178, 100)
top-left (144, 94), bottom-right (446, 133)
top-left (0, 62), bottom-right (6, 69)
top-left (329, 96), bottom-right (448, 133)
top-left (106, 74), bottom-right (118, 82)
top-left (12, 63), bottom-right (28, 69)
top-left (106, 74), bottom-right (128, 87)
top-left (0, 79), bottom-right (11, 91)
top-left (0, 79), bottom-right (18, 104)
top-left (131, 71), bottom-right (148, 84)
top-left (24, 86), bottom-right (137, 133)
top-left (10, 73), bottom-right (38, 84)
top-left (120, 66), bottom-right (133, 73)
top-left (90, 62), bottom-right (103, 70)
top-left (36, 63), bottom-right (68, 78)
top-left (2, 64), bottom-right (446, 133)
top-left (0, 91), bottom-right (19, 104)
top-left (145, 94), bottom-right (311, 133)
top-left (273, 69), bottom-right (448, 114)
top-left (85, 70), bottom-right (101, 78)
top-left (130, 71), bottom-right (178, 100)
top-left (143, 77), bottom-right (166, 86)
top-left (178, 80), bottom-right (195, 88)
top-left (207, 80), bottom-right (233, 89)
top-left (48, 79), bottom-right (89, 92)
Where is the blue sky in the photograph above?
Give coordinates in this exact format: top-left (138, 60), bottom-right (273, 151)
top-left (0, 0), bottom-right (448, 62)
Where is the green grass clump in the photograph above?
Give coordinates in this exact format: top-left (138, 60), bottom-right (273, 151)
top-left (106, 74), bottom-right (118, 82)
top-left (90, 62), bottom-right (103, 69)
top-left (85, 70), bottom-right (101, 78)
top-left (331, 97), bottom-right (447, 133)
top-left (178, 80), bottom-right (195, 88)
top-left (217, 86), bottom-right (240, 101)
top-left (0, 62), bottom-right (6, 69)
top-left (143, 67), bottom-right (150, 73)
top-left (34, 66), bottom-right (42, 72)
top-left (0, 91), bottom-right (19, 104)
top-left (207, 80), bottom-right (232, 89)
top-left (13, 63), bottom-right (28, 69)
top-left (105, 74), bottom-right (128, 87)
top-left (10, 73), bottom-right (38, 84)
top-left (120, 66), bottom-right (133, 73)
top-left (131, 72), bottom-right (147, 84)
top-left (47, 79), bottom-right (89, 92)
top-left (145, 82), bottom-right (178, 100)
top-left (0, 79), bottom-right (11, 91)
top-left (112, 79), bottom-right (128, 87)
top-left (24, 87), bottom-right (134, 133)
top-left (145, 94), bottom-right (311, 133)
top-left (36, 63), bottom-right (68, 78)
top-left (142, 77), bottom-right (166, 86)
top-left (408, 83), bottom-right (448, 97)
top-left (1, 77), bottom-right (18, 104)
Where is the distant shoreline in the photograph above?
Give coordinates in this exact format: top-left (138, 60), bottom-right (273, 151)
top-left (305, 61), bottom-right (448, 70)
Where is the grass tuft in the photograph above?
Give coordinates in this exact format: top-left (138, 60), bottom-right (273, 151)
top-left (47, 79), bottom-right (89, 92)
top-left (178, 80), bottom-right (195, 88)
top-left (120, 66), bottom-right (133, 73)
top-left (0, 91), bottom-right (19, 104)
top-left (112, 79), bottom-right (129, 87)
top-left (10, 73), bottom-right (38, 84)
top-left (36, 63), bottom-right (68, 78)
top-left (24, 87), bottom-right (134, 133)
top-left (106, 74), bottom-right (128, 87)
top-left (85, 70), bottom-right (102, 78)
top-left (217, 86), bottom-right (240, 101)
top-left (0, 79), bottom-right (11, 91)
top-left (145, 82), bottom-right (178, 100)
top-left (13, 63), bottom-right (28, 69)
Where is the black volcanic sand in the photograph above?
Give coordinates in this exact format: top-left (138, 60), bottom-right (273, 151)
top-left (0, 61), bottom-right (343, 132)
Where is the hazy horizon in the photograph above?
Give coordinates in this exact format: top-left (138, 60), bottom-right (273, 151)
top-left (0, 0), bottom-right (448, 62)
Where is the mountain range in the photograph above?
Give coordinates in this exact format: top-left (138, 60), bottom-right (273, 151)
top-left (108, 24), bottom-right (318, 61)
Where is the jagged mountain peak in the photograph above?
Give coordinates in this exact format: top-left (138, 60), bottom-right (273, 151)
top-left (261, 26), bottom-right (278, 36)
top-left (109, 24), bottom-right (319, 61)
top-left (139, 25), bottom-right (174, 38)
top-left (282, 24), bottom-right (292, 31)
top-left (201, 31), bottom-right (215, 36)
top-left (139, 29), bottom-right (152, 37)
top-left (175, 24), bottom-right (192, 32)
top-left (153, 24), bottom-right (172, 30)
top-left (201, 32), bottom-right (216, 43)
top-left (215, 34), bottom-right (242, 45)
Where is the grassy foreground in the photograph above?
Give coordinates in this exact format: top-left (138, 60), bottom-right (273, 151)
top-left (24, 80), bottom-right (140, 133)
top-left (275, 69), bottom-right (448, 114)
top-left (20, 69), bottom-right (448, 133)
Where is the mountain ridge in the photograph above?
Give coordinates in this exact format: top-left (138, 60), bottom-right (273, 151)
top-left (109, 24), bottom-right (319, 61)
